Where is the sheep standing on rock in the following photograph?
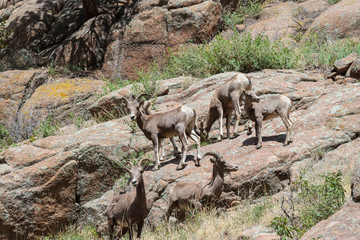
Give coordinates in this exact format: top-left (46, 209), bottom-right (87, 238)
top-left (243, 90), bottom-right (293, 149)
top-left (166, 152), bottom-right (238, 220)
top-left (199, 73), bottom-right (252, 140)
top-left (105, 159), bottom-right (150, 240)
top-left (120, 94), bottom-right (201, 171)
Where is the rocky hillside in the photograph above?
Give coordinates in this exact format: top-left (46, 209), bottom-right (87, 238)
top-left (0, 67), bottom-right (359, 239)
top-left (1, 0), bottom-right (360, 79)
top-left (1, 0), bottom-right (360, 239)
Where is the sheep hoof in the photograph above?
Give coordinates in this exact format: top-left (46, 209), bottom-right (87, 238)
top-left (176, 163), bottom-right (186, 171)
top-left (195, 159), bottom-right (201, 167)
top-left (152, 165), bottom-right (160, 171)
top-left (256, 145), bottom-right (262, 149)
top-left (247, 129), bottom-right (252, 135)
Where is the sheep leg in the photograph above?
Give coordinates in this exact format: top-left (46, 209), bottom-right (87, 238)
top-left (128, 221), bottom-right (133, 240)
top-left (226, 111), bottom-right (232, 139)
top-left (152, 135), bottom-right (160, 171)
top-left (255, 118), bottom-right (263, 149)
top-left (189, 130), bottom-right (202, 166)
top-left (177, 130), bottom-right (189, 170)
top-left (137, 221), bottom-right (144, 238)
top-left (108, 217), bottom-right (116, 240)
top-left (170, 137), bottom-right (181, 157)
top-left (159, 138), bottom-right (165, 161)
top-left (216, 105), bottom-right (224, 140)
top-left (279, 113), bottom-right (292, 146)
top-left (115, 228), bottom-right (128, 240)
top-left (246, 120), bottom-right (253, 135)
top-left (166, 202), bottom-right (176, 221)
top-left (230, 92), bottom-right (241, 136)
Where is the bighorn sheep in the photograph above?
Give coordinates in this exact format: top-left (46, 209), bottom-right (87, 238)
top-left (243, 90), bottom-right (293, 149)
top-left (199, 73), bottom-right (252, 140)
top-left (105, 159), bottom-right (149, 240)
top-left (120, 94), bottom-right (201, 171)
top-left (166, 152), bottom-right (238, 220)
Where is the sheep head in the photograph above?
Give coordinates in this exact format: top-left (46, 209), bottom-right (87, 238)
top-left (244, 90), bottom-right (260, 103)
top-left (203, 151), bottom-right (238, 173)
top-left (124, 158), bottom-right (150, 187)
top-left (120, 94), bottom-right (151, 120)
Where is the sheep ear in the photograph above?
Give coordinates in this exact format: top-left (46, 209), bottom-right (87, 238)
top-left (138, 158), bottom-right (150, 170)
top-left (210, 158), bottom-right (216, 164)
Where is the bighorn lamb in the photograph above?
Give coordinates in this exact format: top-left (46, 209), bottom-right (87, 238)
top-left (105, 159), bottom-right (149, 240)
top-left (166, 152), bottom-right (238, 220)
top-left (243, 90), bottom-right (293, 149)
top-left (140, 98), bottom-right (180, 160)
top-left (199, 73), bottom-right (252, 140)
top-left (121, 94), bottom-right (201, 171)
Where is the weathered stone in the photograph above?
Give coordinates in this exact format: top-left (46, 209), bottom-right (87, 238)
top-left (17, 77), bottom-right (104, 140)
top-left (47, 14), bottom-right (115, 68)
top-left (346, 59), bottom-right (360, 79)
top-left (123, 8), bottom-right (168, 45)
top-left (333, 52), bottom-right (358, 74)
top-left (166, 1), bottom-right (221, 46)
top-left (5, 0), bottom-right (65, 48)
top-left (167, 0), bottom-right (204, 9)
top-left (0, 70), bottom-right (48, 140)
top-left (307, 0), bottom-right (360, 39)
top-left (247, 0), bottom-right (329, 40)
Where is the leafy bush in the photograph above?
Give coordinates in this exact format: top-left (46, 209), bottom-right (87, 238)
top-left (0, 124), bottom-right (13, 150)
top-left (33, 113), bottom-right (60, 138)
top-left (299, 32), bottom-right (360, 68)
top-left (165, 33), bottom-right (299, 78)
top-left (0, 19), bottom-right (10, 50)
top-left (271, 171), bottom-right (346, 239)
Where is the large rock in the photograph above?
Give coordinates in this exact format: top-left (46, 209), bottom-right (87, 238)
top-left (346, 59), bottom-right (360, 79)
top-left (102, 0), bottom-right (222, 79)
top-left (0, 70), bottom-right (48, 140)
top-left (15, 77), bottom-right (104, 140)
top-left (246, 0), bottom-right (329, 40)
top-left (307, 0), bottom-right (360, 39)
top-left (333, 52), bottom-right (358, 75)
top-left (42, 14), bottom-right (115, 68)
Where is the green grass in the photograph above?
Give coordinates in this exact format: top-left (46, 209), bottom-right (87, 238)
top-left (223, 0), bottom-right (263, 28)
top-left (33, 113), bottom-right (60, 139)
top-left (299, 33), bottom-right (360, 68)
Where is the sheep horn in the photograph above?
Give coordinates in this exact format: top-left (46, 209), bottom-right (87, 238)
top-left (136, 94), bottom-right (151, 101)
top-left (120, 97), bottom-right (129, 105)
top-left (203, 151), bottom-right (222, 161)
top-left (138, 158), bottom-right (151, 167)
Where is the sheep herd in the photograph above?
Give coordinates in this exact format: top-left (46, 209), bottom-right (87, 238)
top-left (105, 73), bottom-right (293, 239)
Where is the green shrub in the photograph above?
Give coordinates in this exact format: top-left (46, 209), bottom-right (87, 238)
top-left (297, 171), bottom-right (345, 230)
top-left (271, 171), bottom-right (346, 239)
top-left (33, 113), bottom-right (60, 138)
top-left (299, 33), bottom-right (360, 68)
top-left (0, 124), bottom-right (13, 150)
top-left (165, 33), bottom-right (299, 78)
top-left (0, 19), bottom-right (10, 50)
